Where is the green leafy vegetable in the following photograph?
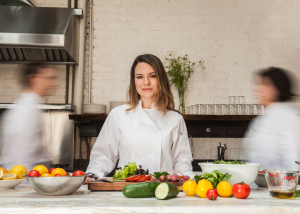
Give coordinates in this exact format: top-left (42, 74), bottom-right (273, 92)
top-left (194, 170), bottom-right (232, 189)
top-left (124, 162), bottom-right (138, 175)
top-left (152, 171), bottom-right (170, 179)
top-left (112, 162), bottom-right (137, 180)
top-left (213, 160), bottom-right (246, 165)
top-left (295, 190), bottom-right (300, 197)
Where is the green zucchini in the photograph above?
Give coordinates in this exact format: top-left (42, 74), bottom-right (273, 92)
top-left (155, 183), bottom-right (180, 200)
top-left (122, 182), bottom-right (160, 198)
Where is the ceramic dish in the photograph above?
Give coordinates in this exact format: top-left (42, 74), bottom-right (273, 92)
top-left (199, 162), bottom-right (262, 186)
top-left (0, 179), bottom-right (25, 189)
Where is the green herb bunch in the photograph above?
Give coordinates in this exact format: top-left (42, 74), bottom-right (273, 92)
top-left (165, 53), bottom-right (205, 114)
top-left (194, 170), bottom-right (232, 189)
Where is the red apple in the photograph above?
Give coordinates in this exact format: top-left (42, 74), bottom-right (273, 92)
top-left (28, 170), bottom-right (41, 177)
top-left (72, 170), bottom-right (85, 176)
top-left (48, 168), bottom-right (55, 174)
top-left (54, 174), bottom-right (62, 177)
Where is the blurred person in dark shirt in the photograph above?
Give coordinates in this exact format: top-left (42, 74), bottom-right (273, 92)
top-left (0, 63), bottom-right (58, 171)
top-left (245, 67), bottom-right (300, 171)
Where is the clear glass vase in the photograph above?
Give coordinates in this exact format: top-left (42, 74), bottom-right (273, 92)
top-left (178, 89), bottom-right (185, 114)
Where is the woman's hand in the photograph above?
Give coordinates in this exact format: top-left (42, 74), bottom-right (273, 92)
top-left (84, 177), bottom-right (92, 184)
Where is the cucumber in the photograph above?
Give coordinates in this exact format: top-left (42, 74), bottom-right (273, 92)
top-left (122, 182), bottom-right (160, 198)
top-left (155, 183), bottom-right (180, 200)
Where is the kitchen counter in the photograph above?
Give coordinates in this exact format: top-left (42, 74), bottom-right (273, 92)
top-left (0, 184), bottom-right (300, 213)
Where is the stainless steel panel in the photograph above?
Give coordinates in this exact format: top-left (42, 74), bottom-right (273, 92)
top-left (0, 103), bottom-right (76, 110)
top-left (0, 6), bottom-right (82, 64)
top-left (0, 0), bottom-right (35, 7)
top-left (42, 110), bottom-right (74, 170)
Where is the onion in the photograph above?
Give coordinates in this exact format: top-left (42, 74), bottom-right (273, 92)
top-left (159, 175), bottom-right (166, 182)
top-left (171, 175), bottom-right (178, 182)
top-left (183, 175), bottom-right (190, 180)
top-left (166, 175), bottom-right (172, 181)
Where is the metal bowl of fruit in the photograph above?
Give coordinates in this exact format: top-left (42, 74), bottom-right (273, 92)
top-left (25, 170), bottom-right (88, 196)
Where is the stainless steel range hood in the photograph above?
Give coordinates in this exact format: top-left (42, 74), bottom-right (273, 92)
top-left (0, 6), bottom-right (82, 64)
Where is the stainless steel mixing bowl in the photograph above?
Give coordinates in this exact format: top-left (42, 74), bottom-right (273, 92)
top-left (25, 175), bottom-right (87, 196)
top-left (254, 173), bottom-right (268, 187)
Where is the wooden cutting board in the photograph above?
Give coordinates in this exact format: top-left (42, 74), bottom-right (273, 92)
top-left (88, 177), bottom-right (184, 191)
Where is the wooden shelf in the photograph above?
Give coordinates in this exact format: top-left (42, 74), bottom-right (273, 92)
top-left (69, 113), bottom-right (107, 121)
top-left (69, 114), bottom-right (256, 122)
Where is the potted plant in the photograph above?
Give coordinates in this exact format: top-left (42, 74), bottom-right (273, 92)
top-left (165, 53), bottom-right (205, 114)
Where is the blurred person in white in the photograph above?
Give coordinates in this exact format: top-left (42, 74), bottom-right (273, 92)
top-left (0, 63), bottom-right (58, 171)
top-left (245, 67), bottom-right (300, 171)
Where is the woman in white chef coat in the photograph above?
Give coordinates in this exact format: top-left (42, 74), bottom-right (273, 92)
top-left (245, 67), bottom-right (300, 171)
top-left (85, 54), bottom-right (194, 183)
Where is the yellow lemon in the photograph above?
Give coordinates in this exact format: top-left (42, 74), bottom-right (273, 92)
top-left (51, 168), bottom-right (66, 176)
top-left (183, 180), bottom-right (198, 196)
top-left (33, 165), bottom-right (48, 175)
top-left (0, 170), bottom-right (3, 179)
top-left (2, 173), bottom-right (17, 180)
top-left (10, 165), bottom-right (27, 179)
top-left (0, 167), bottom-right (8, 174)
top-left (41, 173), bottom-right (52, 177)
top-left (217, 181), bottom-right (232, 197)
top-left (196, 179), bottom-right (213, 198)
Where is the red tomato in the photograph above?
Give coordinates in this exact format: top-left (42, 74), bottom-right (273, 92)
top-left (258, 171), bottom-right (264, 174)
top-left (54, 174), bottom-right (62, 177)
top-left (232, 182), bottom-right (251, 199)
top-left (72, 170), bottom-right (85, 176)
top-left (206, 189), bottom-right (218, 200)
top-left (48, 168), bottom-right (55, 174)
top-left (28, 170), bottom-right (41, 177)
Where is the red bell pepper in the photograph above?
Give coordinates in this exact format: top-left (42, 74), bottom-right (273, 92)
top-left (125, 174), bottom-right (140, 182)
top-left (137, 175), bottom-right (151, 182)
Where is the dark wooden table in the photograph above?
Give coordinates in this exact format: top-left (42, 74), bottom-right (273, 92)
top-left (69, 114), bottom-right (256, 138)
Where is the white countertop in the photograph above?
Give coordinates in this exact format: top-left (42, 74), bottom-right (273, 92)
top-left (0, 183), bottom-right (300, 213)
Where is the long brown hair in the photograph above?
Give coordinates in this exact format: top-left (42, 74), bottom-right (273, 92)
top-left (126, 54), bottom-right (176, 115)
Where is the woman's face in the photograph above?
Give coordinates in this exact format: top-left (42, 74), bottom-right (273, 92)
top-left (255, 76), bottom-right (279, 106)
top-left (134, 62), bottom-right (159, 101)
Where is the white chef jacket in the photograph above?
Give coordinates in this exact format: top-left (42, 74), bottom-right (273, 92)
top-left (86, 100), bottom-right (194, 178)
top-left (0, 92), bottom-right (49, 171)
top-left (244, 102), bottom-right (300, 171)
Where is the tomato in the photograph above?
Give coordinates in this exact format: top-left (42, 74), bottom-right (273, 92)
top-left (48, 168), bottom-right (55, 174)
top-left (28, 170), bottom-right (41, 177)
top-left (217, 181), bottom-right (232, 197)
top-left (72, 170), bottom-right (85, 176)
top-left (258, 171), bottom-right (264, 174)
top-left (232, 182), bottom-right (251, 199)
top-left (54, 174), bottom-right (62, 177)
top-left (65, 172), bottom-right (70, 176)
top-left (196, 179), bottom-right (213, 198)
top-left (206, 189), bottom-right (218, 200)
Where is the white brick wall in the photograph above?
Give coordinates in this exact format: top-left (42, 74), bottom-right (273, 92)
top-left (91, 0), bottom-right (300, 110)
top-left (89, 0), bottom-right (300, 160)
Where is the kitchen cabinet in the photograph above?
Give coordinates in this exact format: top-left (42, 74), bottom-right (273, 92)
top-left (69, 114), bottom-right (256, 138)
